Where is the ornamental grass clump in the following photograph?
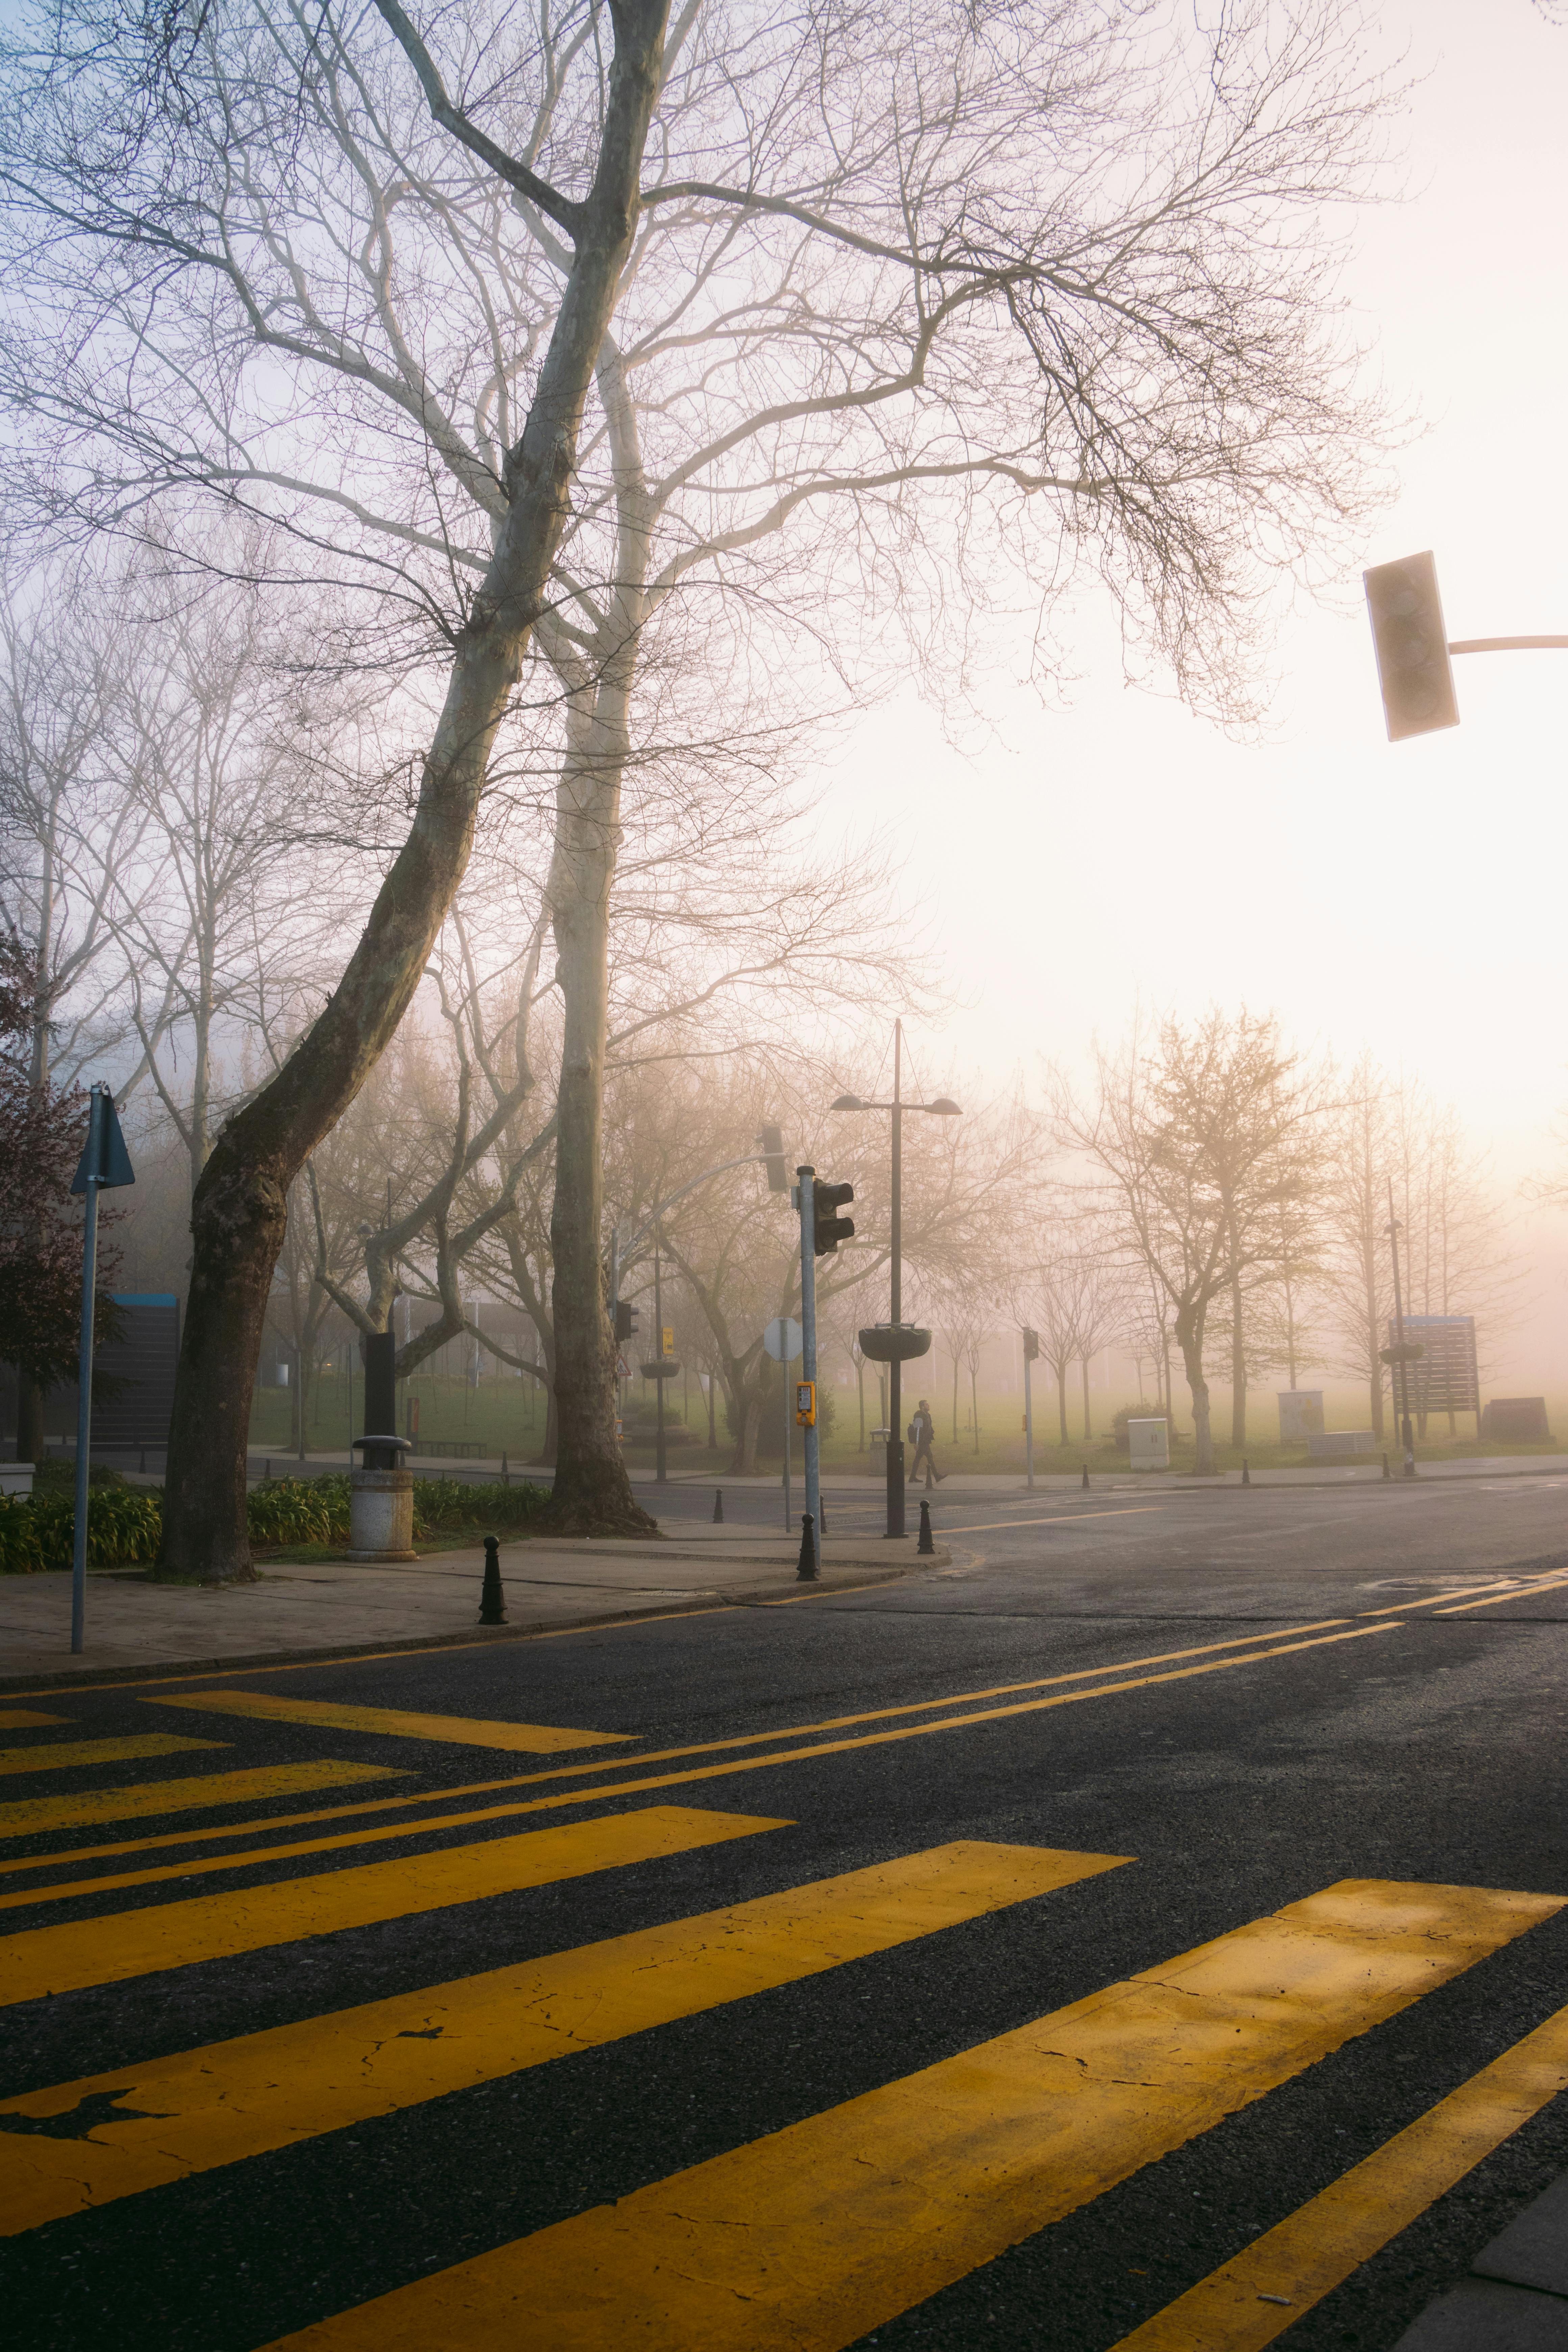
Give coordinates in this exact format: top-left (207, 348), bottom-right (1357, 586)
top-left (0, 1488), bottom-right (163, 1573)
top-left (412, 1477), bottom-right (549, 1534)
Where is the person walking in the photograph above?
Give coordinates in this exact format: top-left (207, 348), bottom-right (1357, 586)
top-left (908, 1397), bottom-right (945, 1488)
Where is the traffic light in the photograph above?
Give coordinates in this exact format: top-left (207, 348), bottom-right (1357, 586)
top-left (812, 1178), bottom-right (855, 1256)
top-left (1364, 551), bottom-right (1459, 742)
top-left (757, 1125), bottom-right (788, 1192)
top-left (613, 1300), bottom-right (639, 1344)
top-left (1022, 1328), bottom-right (1039, 1362)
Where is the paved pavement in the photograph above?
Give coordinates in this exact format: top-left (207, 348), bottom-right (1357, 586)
top-left (2, 1472), bottom-right (1567, 2348)
top-left (0, 1523), bottom-right (945, 1682)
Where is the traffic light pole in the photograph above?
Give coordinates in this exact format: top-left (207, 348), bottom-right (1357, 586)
top-left (71, 1088), bottom-right (107, 1656)
top-left (797, 1167), bottom-right (820, 1575)
top-left (1024, 1346), bottom-right (1035, 1492)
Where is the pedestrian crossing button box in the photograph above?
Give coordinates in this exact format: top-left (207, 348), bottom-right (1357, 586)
top-left (795, 1381), bottom-right (816, 1427)
top-left (1127, 1418), bottom-right (1170, 1470)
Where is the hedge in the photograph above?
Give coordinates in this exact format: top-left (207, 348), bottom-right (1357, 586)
top-left (0, 1471), bottom-right (554, 1573)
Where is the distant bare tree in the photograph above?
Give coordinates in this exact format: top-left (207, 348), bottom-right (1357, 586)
top-left (1056, 1011), bottom-right (1329, 1472)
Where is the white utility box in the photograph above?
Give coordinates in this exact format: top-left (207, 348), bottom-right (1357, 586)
top-left (1277, 1390), bottom-right (1325, 1443)
top-left (1127, 1418), bottom-right (1170, 1470)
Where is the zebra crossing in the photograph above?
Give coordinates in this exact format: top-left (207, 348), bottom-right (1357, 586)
top-left (0, 1639), bottom-right (1565, 2351)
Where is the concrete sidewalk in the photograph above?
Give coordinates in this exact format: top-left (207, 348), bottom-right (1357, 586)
top-left (0, 1523), bottom-right (946, 1686)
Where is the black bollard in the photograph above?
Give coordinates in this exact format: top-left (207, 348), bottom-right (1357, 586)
top-left (502, 1449), bottom-right (509, 1488)
top-left (1382, 1451), bottom-right (1391, 1480)
top-left (1081, 1462), bottom-right (1090, 1491)
top-left (796, 1513), bottom-right (818, 1582)
top-left (918, 1499), bottom-right (935, 1555)
top-left (818, 1494), bottom-right (827, 1537)
top-left (1242, 1458), bottom-right (1251, 1487)
top-left (478, 1534), bottom-right (508, 1624)
top-left (713, 1487), bottom-right (725, 1523)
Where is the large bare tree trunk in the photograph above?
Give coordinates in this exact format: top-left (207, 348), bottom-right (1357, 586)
top-left (1175, 1302), bottom-right (1215, 1474)
top-left (157, 2), bottom-right (671, 1579)
top-left (541, 340), bottom-right (657, 1536)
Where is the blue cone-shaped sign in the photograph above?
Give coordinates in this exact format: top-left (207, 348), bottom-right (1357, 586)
top-left (70, 1087), bottom-right (136, 1194)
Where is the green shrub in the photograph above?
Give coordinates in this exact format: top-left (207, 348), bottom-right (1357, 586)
top-left (0, 1487), bottom-right (163, 1573)
top-left (0, 1467), bottom-right (555, 1572)
top-left (413, 1475), bottom-right (550, 1532)
top-left (246, 1475), bottom-right (353, 1547)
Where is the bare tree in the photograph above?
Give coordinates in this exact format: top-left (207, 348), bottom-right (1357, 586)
top-left (0, 0), bottom-right (1393, 1566)
top-left (1056, 1011), bottom-right (1328, 1473)
top-left (0, 0), bottom-right (677, 1570)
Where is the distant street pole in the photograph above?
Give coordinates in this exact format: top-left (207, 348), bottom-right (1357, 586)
top-left (1386, 1179), bottom-right (1417, 1478)
top-left (1022, 1327), bottom-right (1038, 1492)
top-left (653, 1234), bottom-right (667, 1487)
top-left (832, 1023), bottom-right (960, 1539)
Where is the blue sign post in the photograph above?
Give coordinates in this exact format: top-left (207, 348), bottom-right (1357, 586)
top-left (68, 1085), bottom-right (135, 1652)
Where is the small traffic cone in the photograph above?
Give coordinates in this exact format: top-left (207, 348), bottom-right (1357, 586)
top-left (713, 1487), bottom-right (725, 1523)
top-left (1242, 1459), bottom-right (1251, 1487)
top-left (918, 1500), bottom-right (935, 1555)
top-left (796, 1513), bottom-right (818, 1582)
top-left (1081, 1462), bottom-right (1090, 1491)
top-left (478, 1534), bottom-right (508, 1624)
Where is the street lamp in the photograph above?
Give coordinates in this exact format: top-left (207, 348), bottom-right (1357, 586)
top-left (831, 1019), bottom-right (960, 1537)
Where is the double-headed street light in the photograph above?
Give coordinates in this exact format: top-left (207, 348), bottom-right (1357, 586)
top-left (832, 1018), bottom-right (960, 1538)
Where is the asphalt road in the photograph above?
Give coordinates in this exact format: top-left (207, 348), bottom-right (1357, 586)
top-left (3, 1474), bottom-right (1568, 2350)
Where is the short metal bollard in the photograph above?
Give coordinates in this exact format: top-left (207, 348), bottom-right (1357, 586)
top-left (917, 1499), bottom-right (935, 1555)
top-left (1382, 1451), bottom-right (1391, 1480)
top-left (713, 1487), bottom-right (725, 1523)
top-left (1081, 1462), bottom-right (1090, 1491)
top-left (796, 1512), bottom-right (818, 1582)
top-left (478, 1534), bottom-right (508, 1624)
top-left (1241, 1458), bottom-right (1251, 1487)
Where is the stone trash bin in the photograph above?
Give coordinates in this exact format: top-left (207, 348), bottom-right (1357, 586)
top-left (348, 1435), bottom-right (416, 1562)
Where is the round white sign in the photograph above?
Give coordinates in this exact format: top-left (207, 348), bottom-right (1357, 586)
top-left (761, 1316), bottom-right (803, 1363)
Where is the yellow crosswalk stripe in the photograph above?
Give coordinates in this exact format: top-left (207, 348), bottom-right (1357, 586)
top-left (0, 1804), bottom-right (786, 2006)
top-left (1105, 1999), bottom-right (1568, 2352)
top-left (0, 1735), bottom-right (226, 1778)
top-left (0, 1712), bottom-right (67, 1730)
top-left (0, 1623), bottom-right (1379, 1876)
top-left (0, 1761), bottom-right (407, 1842)
top-left (259, 1877), bottom-right (1563, 2352)
top-left (0, 1841), bottom-right (1127, 2232)
top-left (144, 1691), bottom-right (631, 1752)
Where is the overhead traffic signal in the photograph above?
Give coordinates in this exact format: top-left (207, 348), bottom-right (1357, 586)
top-left (1364, 551), bottom-right (1460, 742)
top-left (757, 1125), bottom-right (789, 1192)
top-left (613, 1300), bottom-right (639, 1344)
top-left (812, 1178), bottom-right (855, 1256)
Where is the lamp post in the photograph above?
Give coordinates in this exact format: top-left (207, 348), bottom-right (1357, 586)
top-left (833, 1019), bottom-right (960, 1537)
